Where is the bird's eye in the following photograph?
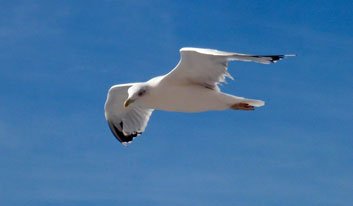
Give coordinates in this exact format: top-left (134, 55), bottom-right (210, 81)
top-left (137, 89), bottom-right (146, 96)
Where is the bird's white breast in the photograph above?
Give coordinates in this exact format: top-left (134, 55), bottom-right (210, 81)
top-left (142, 82), bottom-right (229, 112)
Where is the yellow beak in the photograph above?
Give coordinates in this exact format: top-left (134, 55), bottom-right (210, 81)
top-left (124, 98), bottom-right (135, 108)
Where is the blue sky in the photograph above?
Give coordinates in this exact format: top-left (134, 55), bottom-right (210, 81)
top-left (1, 0), bottom-right (352, 205)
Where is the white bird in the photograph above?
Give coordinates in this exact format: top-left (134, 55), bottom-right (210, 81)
top-left (104, 47), bottom-right (294, 145)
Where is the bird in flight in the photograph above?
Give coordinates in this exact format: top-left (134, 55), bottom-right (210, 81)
top-left (104, 47), bottom-right (294, 145)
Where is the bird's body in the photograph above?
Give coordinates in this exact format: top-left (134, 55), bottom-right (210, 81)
top-left (140, 76), bottom-right (260, 112)
top-left (104, 47), bottom-right (294, 145)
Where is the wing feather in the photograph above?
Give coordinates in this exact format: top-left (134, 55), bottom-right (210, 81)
top-left (104, 84), bottom-right (153, 145)
top-left (164, 47), bottom-right (292, 89)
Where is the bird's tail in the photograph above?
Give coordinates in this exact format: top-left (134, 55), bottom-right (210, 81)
top-left (242, 98), bottom-right (265, 107)
top-left (231, 95), bottom-right (265, 107)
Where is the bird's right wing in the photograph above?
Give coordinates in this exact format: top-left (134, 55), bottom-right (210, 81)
top-left (164, 47), bottom-right (293, 90)
top-left (104, 83), bottom-right (153, 145)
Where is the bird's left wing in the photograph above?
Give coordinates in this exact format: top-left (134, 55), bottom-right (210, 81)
top-left (104, 83), bottom-right (153, 145)
top-left (164, 47), bottom-right (292, 90)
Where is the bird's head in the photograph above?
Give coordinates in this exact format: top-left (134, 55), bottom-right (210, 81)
top-left (124, 83), bottom-right (149, 108)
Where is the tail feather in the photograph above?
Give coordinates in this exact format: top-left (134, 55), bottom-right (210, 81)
top-left (230, 95), bottom-right (265, 107)
top-left (242, 99), bottom-right (265, 107)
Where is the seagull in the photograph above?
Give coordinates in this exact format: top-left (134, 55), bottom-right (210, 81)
top-left (105, 47), bottom-right (294, 145)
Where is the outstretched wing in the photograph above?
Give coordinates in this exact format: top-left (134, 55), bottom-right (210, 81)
top-left (104, 83), bottom-right (153, 145)
top-left (164, 47), bottom-right (293, 90)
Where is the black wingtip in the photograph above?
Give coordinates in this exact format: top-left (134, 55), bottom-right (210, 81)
top-left (271, 54), bottom-right (296, 63)
top-left (251, 54), bottom-right (295, 63)
top-left (107, 121), bottom-right (141, 145)
top-left (259, 55), bottom-right (284, 63)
